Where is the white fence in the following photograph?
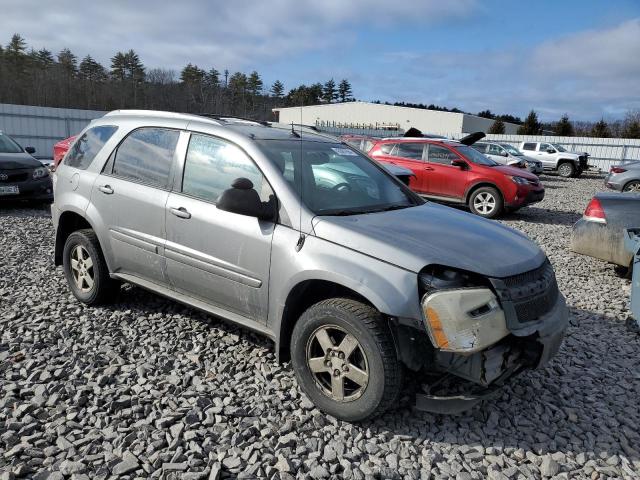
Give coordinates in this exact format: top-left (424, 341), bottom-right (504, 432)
top-left (0, 103), bottom-right (106, 160)
top-left (458, 134), bottom-right (640, 172)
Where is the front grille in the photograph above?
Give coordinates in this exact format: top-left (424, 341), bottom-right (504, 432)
top-left (495, 260), bottom-right (559, 324)
top-left (0, 170), bottom-right (30, 183)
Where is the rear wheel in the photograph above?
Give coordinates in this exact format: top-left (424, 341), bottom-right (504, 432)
top-left (557, 162), bottom-right (575, 178)
top-left (469, 186), bottom-right (503, 219)
top-left (290, 298), bottom-right (402, 422)
top-left (623, 180), bottom-right (640, 193)
top-left (63, 229), bottom-right (119, 305)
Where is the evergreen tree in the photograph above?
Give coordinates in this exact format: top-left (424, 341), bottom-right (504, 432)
top-left (110, 52), bottom-right (127, 81)
top-left (322, 78), bottom-right (337, 103)
top-left (555, 114), bottom-right (574, 136)
top-left (123, 49), bottom-right (145, 81)
top-left (79, 55), bottom-right (106, 82)
top-left (488, 118), bottom-right (505, 134)
top-left (228, 72), bottom-right (248, 95)
top-left (270, 80), bottom-right (284, 98)
top-left (338, 79), bottom-right (353, 102)
top-left (590, 119), bottom-right (611, 138)
top-left (478, 110), bottom-right (494, 119)
top-left (35, 48), bottom-right (54, 66)
top-left (247, 71), bottom-right (263, 96)
top-left (5, 33), bottom-right (27, 60)
top-left (180, 63), bottom-right (206, 84)
top-left (206, 68), bottom-right (220, 88)
top-left (517, 110), bottom-right (542, 135)
top-left (57, 48), bottom-right (77, 75)
top-left (622, 117), bottom-right (640, 139)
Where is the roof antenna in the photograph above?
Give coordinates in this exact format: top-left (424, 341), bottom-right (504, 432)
top-left (290, 122), bottom-right (300, 138)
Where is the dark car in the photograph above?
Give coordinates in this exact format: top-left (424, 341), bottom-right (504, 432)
top-left (571, 192), bottom-right (640, 274)
top-left (0, 132), bottom-right (53, 203)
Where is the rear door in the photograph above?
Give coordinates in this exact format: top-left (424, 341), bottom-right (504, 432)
top-left (164, 132), bottom-right (275, 322)
top-left (378, 142), bottom-right (427, 192)
top-left (90, 127), bottom-right (180, 285)
top-left (424, 144), bottom-right (468, 199)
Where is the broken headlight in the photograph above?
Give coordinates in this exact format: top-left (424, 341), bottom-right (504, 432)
top-left (419, 267), bottom-right (509, 354)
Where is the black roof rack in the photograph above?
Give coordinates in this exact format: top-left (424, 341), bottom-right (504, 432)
top-left (197, 113), bottom-right (271, 126)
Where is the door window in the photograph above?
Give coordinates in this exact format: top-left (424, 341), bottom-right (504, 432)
top-left (427, 145), bottom-right (459, 165)
top-left (539, 143), bottom-right (553, 152)
top-left (395, 143), bottom-right (424, 160)
top-left (110, 128), bottom-right (179, 188)
top-left (487, 144), bottom-right (504, 155)
top-left (64, 126), bottom-right (118, 170)
top-left (182, 134), bottom-right (271, 203)
top-left (472, 144), bottom-right (487, 153)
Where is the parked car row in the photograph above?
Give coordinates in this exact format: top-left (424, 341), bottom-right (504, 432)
top-left (0, 131), bottom-right (53, 202)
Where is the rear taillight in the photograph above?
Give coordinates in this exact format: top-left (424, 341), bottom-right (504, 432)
top-left (610, 167), bottom-right (627, 174)
top-left (584, 197), bottom-right (606, 223)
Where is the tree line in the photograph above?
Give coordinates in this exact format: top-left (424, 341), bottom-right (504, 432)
top-left (0, 34), bottom-right (354, 120)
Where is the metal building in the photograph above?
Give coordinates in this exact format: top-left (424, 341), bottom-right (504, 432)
top-left (0, 103), bottom-right (105, 161)
top-left (273, 101), bottom-right (520, 136)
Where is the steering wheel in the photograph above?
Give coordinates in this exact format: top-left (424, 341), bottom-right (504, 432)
top-left (331, 182), bottom-right (352, 193)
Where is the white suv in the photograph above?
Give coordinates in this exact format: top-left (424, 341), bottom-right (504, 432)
top-left (519, 142), bottom-right (589, 178)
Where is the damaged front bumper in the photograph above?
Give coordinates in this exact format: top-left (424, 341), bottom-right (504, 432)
top-left (414, 294), bottom-right (568, 414)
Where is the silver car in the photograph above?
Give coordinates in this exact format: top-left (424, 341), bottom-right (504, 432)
top-left (52, 110), bottom-right (568, 421)
top-left (604, 161), bottom-right (640, 192)
top-left (472, 142), bottom-right (543, 174)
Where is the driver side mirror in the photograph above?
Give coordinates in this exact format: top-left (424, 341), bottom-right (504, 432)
top-left (25, 146), bottom-right (36, 154)
top-left (451, 159), bottom-right (467, 169)
top-left (501, 151), bottom-right (509, 157)
top-left (217, 177), bottom-right (277, 221)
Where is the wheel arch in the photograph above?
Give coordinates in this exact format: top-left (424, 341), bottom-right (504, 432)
top-left (464, 181), bottom-right (504, 204)
top-left (623, 179), bottom-right (640, 191)
top-left (55, 210), bottom-right (101, 266)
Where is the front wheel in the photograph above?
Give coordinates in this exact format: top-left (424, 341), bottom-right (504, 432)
top-left (469, 187), bottom-right (503, 218)
top-left (623, 180), bottom-right (640, 193)
top-left (290, 298), bottom-right (402, 422)
top-left (557, 162), bottom-right (575, 178)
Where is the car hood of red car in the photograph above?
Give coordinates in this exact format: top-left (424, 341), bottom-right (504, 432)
top-left (312, 201), bottom-right (546, 278)
top-left (493, 165), bottom-right (540, 180)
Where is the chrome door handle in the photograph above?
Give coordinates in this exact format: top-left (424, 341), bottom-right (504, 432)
top-left (98, 185), bottom-right (114, 194)
top-left (169, 207), bottom-right (191, 219)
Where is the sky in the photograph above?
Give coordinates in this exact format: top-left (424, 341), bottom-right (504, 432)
top-left (2, 0), bottom-right (639, 121)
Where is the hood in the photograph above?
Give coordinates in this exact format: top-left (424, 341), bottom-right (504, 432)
top-left (493, 165), bottom-right (539, 180)
top-left (0, 152), bottom-right (42, 170)
top-left (312, 202), bottom-right (546, 278)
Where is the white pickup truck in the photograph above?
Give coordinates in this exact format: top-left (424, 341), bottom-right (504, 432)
top-left (519, 142), bottom-right (589, 178)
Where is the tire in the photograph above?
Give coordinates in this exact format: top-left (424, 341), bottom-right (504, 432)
top-left (290, 298), bottom-right (402, 422)
top-left (557, 162), bottom-right (575, 178)
top-left (63, 229), bottom-right (119, 305)
top-left (468, 186), bottom-right (503, 219)
top-left (623, 180), bottom-right (640, 193)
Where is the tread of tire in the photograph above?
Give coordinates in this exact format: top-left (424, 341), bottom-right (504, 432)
top-left (313, 297), bottom-right (403, 419)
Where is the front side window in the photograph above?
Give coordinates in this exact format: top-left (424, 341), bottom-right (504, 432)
top-left (111, 128), bottom-right (179, 188)
top-left (522, 143), bottom-right (536, 151)
top-left (427, 145), bottom-right (459, 165)
top-left (501, 144), bottom-right (523, 156)
top-left (64, 125), bottom-right (118, 169)
top-left (551, 143), bottom-right (567, 152)
top-left (539, 143), bottom-right (554, 152)
top-left (0, 133), bottom-right (23, 154)
top-left (256, 140), bottom-right (419, 215)
top-left (487, 144), bottom-right (504, 156)
top-left (182, 134), bottom-right (271, 203)
top-left (395, 142), bottom-right (424, 160)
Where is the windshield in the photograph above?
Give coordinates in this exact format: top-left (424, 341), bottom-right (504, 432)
top-left (0, 133), bottom-right (23, 154)
top-left (256, 140), bottom-right (420, 215)
top-left (501, 143), bottom-right (523, 156)
top-left (551, 143), bottom-right (567, 152)
top-left (456, 145), bottom-right (499, 166)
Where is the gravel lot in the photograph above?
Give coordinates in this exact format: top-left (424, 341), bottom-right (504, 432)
top-left (1, 173), bottom-right (639, 480)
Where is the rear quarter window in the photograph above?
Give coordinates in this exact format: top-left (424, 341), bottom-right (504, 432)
top-left (379, 143), bottom-right (395, 154)
top-left (522, 143), bottom-right (537, 151)
top-left (64, 125), bottom-right (118, 170)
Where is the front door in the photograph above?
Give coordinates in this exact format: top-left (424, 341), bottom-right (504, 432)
top-left (164, 133), bottom-right (275, 322)
top-left (91, 127), bottom-right (181, 285)
top-left (536, 143), bottom-right (557, 168)
top-left (424, 144), bottom-right (468, 200)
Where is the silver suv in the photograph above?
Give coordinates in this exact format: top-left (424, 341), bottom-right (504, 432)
top-left (519, 142), bottom-right (589, 178)
top-left (52, 110), bottom-right (568, 421)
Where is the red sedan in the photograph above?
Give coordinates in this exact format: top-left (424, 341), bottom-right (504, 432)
top-left (52, 136), bottom-right (76, 171)
top-left (368, 137), bottom-right (544, 218)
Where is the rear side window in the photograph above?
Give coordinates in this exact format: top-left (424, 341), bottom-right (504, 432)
top-left (395, 143), bottom-right (424, 160)
top-left (427, 145), bottom-right (459, 165)
top-left (64, 126), bottom-right (118, 169)
top-left (522, 143), bottom-right (537, 151)
top-left (182, 134), bottom-right (271, 203)
top-left (472, 144), bottom-right (487, 153)
top-left (110, 128), bottom-right (179, 189)
top-left (379, 143), bottom-right (395, 154)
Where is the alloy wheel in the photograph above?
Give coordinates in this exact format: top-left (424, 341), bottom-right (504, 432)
top-left (70, 245), bottom-right (94, 293)
top-left (305, 325), bottom-right (369, 402)
top-left (558, 163), bottom-right (572, 177)
top-left (624, 181), bottom-right (640, 193)
top-left (473, 192), bottom-right (496, 215)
